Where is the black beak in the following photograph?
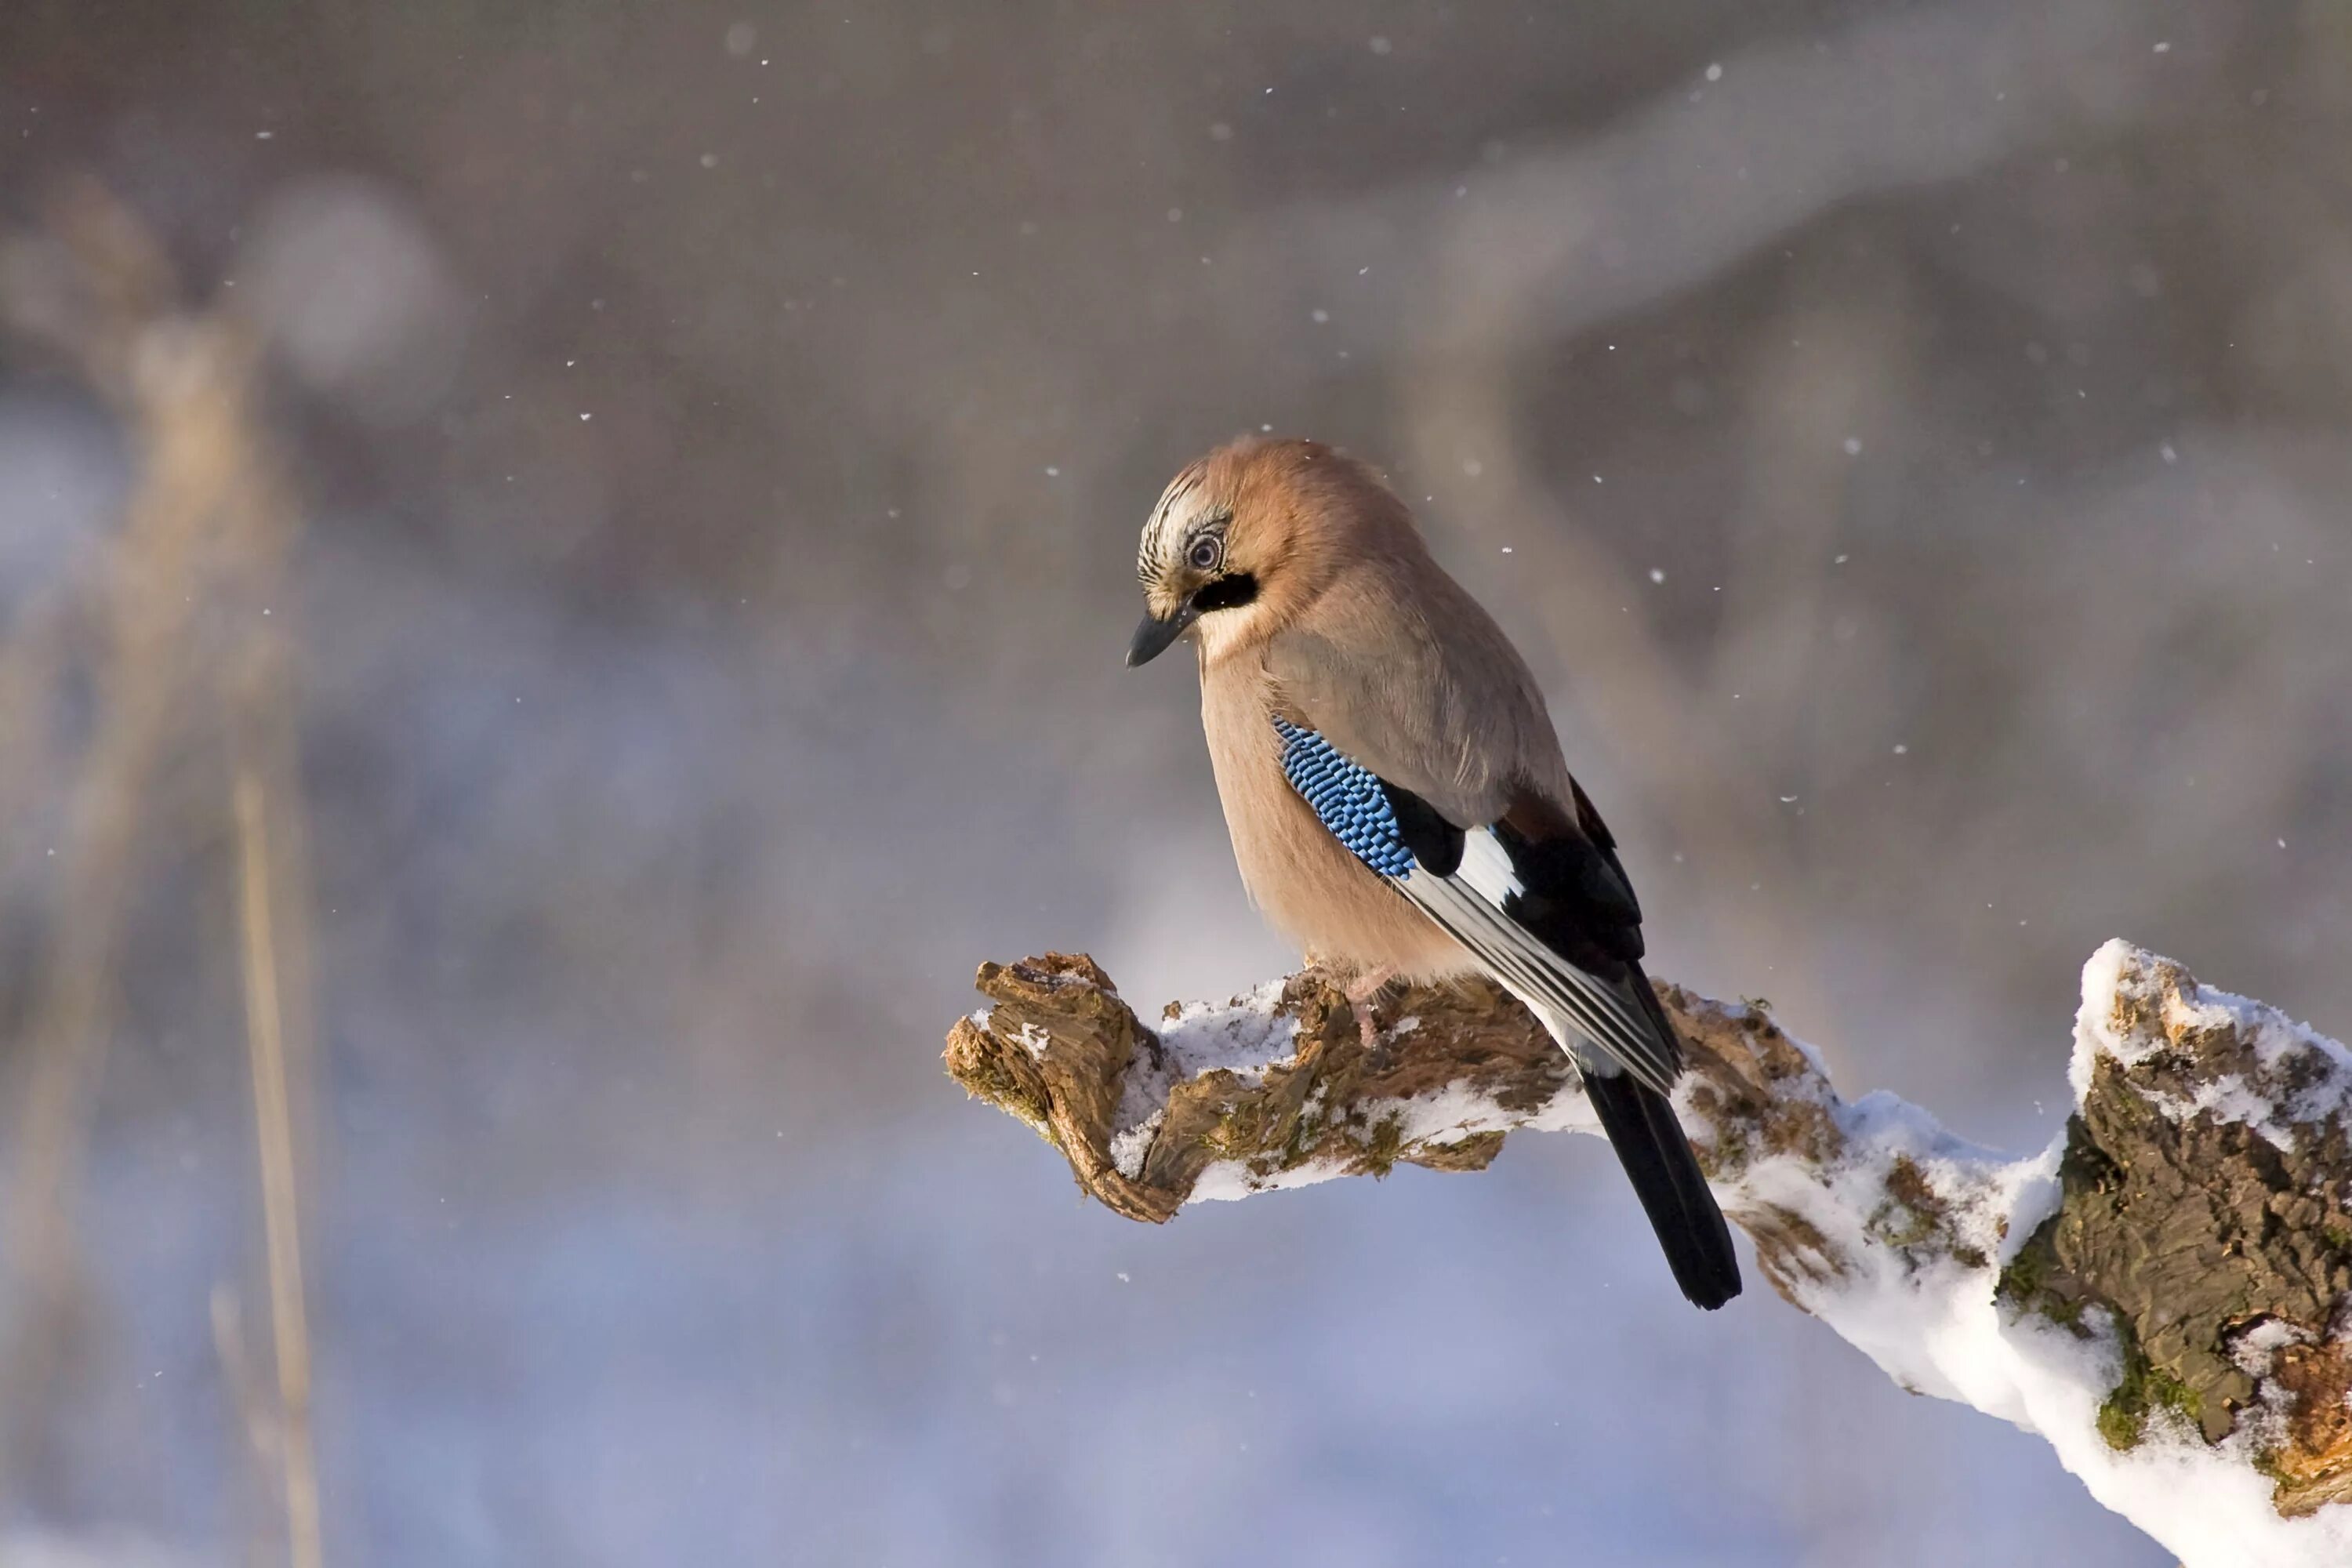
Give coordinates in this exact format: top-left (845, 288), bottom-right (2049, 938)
top-left (1125, 603), bottom-right (1197, 667)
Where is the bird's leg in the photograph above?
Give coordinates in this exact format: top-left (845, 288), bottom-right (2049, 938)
top-left (1342, 964), bottom-right (1398, 1069)
top-left (1301, 953), bottom-right (1397, 1065)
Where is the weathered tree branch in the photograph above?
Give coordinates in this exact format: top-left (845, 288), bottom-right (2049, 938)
top-left (945, 942), bottom-right (2352, 1568)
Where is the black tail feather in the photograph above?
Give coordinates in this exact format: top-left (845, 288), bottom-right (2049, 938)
top-left (1582, 1058), bottom-right (1742, 1311)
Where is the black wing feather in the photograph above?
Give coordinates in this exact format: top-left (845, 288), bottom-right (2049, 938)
top-left (1493, 779), bottom-right (1740, 1310)
top-left (1377, 780), bottom-right (1465, 876)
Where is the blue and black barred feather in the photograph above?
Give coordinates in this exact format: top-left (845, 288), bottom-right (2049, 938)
top-left (1271, 718), bottom-right (1417, 878)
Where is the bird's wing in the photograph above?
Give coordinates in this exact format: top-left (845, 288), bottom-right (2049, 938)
top-left (1260, 568), bottom-right (1556, 828)
top-left (1270, 717), bottom-right (1682, 1095)
top-left (1258, 567), bottom-right (1734, 1306)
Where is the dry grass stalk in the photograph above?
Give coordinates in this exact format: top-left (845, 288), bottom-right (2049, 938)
top-left (233, 767), bottom-right (322, 1568)
top-left (0, 180), bottom-right (326, 1567)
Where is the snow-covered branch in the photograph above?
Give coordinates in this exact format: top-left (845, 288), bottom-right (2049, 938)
top-left (944, 942), bottom-right (2352, 1567)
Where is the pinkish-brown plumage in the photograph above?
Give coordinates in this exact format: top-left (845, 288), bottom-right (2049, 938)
top-left (1139, 437), bottom-right (1570, 978)
top-left (1127, 434), bottom-right (1742, 1309)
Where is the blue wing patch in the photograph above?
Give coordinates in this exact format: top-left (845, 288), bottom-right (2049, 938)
top-left (1271, 718), bottom-right (1416, 879)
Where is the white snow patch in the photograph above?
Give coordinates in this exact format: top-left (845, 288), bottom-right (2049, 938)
top-left (2233, 1317), bottom-right (2314, 1374)
top-left (1106, 982), bottom-right (1302, 1180)
top-left (1403, 1077), bottom-right (1587, 1148)
top-left (2071, 938), bottom-right (2352, 1153)
top-left (1154, 982), bottom-right (1301, 1082)
top-left (1109, 1109), bottom-right (1163, 1180)
top-left (1187, 1157), bottom-right (1351, 1205)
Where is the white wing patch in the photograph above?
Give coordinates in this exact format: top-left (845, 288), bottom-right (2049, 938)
top-left (1452, 826), bottom-right (1524, 905)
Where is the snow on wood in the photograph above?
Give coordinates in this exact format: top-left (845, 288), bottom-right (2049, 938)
top-left (944, 942), bottom-right (2352, 1566)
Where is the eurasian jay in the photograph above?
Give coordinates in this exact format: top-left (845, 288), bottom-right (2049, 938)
top-left (1125, 435), bottom-right (1741, 1310)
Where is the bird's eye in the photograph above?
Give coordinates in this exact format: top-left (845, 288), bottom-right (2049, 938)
top-left (1187, 535), bottom-right (1222, 572)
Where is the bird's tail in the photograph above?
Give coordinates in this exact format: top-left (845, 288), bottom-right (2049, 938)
top-left (1581, 973), bottom-right (1741, 1309)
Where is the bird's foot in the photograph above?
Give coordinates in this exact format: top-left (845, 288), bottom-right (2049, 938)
top-left (1341, 965), bottom-right (1397, 1073)
top-left (1298, 956), bottom-right (1399, 1070)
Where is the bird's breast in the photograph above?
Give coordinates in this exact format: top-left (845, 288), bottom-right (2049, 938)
top-left (1197, 660), bottom-right (1466, 981)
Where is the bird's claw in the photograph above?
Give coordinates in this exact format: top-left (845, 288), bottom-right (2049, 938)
top-left (1355, 1005), bottom-right (1392, 1074)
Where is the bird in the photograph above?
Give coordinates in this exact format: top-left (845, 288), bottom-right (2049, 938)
top-left (1123, 434), bottom-right (1740, 1311)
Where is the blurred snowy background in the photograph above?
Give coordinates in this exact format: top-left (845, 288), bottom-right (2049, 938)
top-left (3, 1), bottom-right (2350, 1563)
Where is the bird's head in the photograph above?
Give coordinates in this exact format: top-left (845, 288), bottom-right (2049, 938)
top-left (1126, 435), bottom-right (1410, 668)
